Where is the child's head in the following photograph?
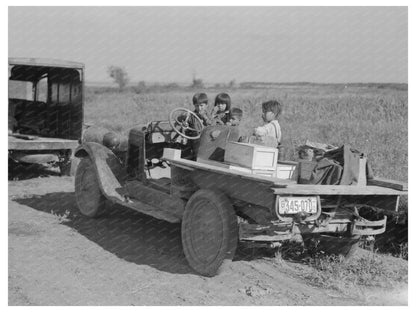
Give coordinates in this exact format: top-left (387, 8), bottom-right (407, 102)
top-left (192, 92), bottom-right (208, 114)
top-left (261, 100), bottom-right (282, 122)
top-left (214, 93), bottom-right (231, 113)
top-left (229, 107), bottom-right (243, 126)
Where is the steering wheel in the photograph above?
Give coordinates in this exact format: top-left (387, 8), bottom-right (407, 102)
top-left (169, 107), bottom-right (204, 140)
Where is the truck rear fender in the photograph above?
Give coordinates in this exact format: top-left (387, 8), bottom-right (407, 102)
top-left (74, 142), bottom-right (128, 203)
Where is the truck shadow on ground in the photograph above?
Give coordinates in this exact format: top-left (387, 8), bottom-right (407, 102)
top-left (14, 191), bottom-right (197, 275)
top-left (14, 192), bottom-right (288, 275)
top-left (8, 162), bottom-right (60, 181)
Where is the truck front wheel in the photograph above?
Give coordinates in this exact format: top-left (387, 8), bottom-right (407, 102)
top-left (182, 189), bottom-right (238, 276)
top-left (75, 157), bottom-right (106, 217)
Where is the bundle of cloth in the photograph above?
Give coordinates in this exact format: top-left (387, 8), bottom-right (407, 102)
top-left (297, 140), bottom-right (374, 185)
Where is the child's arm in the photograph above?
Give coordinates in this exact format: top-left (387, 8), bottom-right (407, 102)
top-left (254, 123), bottom-right (273, 136)
top-left (254, 121), bottom-right (281, 142)
top-left (199, 111), bottom-right (212, 126)
top-left (211, 106), bottom-right (219, 118)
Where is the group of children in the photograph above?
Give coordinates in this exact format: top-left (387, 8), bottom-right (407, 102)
top-left (190, 92), bottom-right (282, 146)
top-left (191, 92), bottom-right (243, 128)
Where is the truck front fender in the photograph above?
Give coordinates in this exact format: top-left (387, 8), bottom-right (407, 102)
top-left (75, 142), bottom-right (128, 203)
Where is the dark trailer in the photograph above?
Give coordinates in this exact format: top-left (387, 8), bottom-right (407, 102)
top-left (8, 58), bottom-right (84, 175)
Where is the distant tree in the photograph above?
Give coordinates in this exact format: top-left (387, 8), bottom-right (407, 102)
top-left (191, 78), bottom-right (204, 89)
top-left (107, 66), bottom-right (129, 91)
top-left (134, 80), bottom-right (147, 93)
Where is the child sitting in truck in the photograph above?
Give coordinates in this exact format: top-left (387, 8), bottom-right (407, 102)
top-left (211, 93), bottom-right (231, 125)
top-left (226, 107), bottom-right (243, 126)
top-left (178, 92), bottom-right (212, 133)
top-left (254, 100), bottom-right (282, 147)
top-left (191, 92), bottom-right (212, 127)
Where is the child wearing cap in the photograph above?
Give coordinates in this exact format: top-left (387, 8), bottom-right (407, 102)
top-left (226, 107), bottom-right (243, 126)
top-left (191, 92), bottom-right (212, 126)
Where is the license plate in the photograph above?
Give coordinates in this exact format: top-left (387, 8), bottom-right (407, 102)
top-left (278, 196), bottom-right (318, 214)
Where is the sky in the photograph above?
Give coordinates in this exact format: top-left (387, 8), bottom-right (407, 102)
top-left (8, 6), bottom-right (408, 84)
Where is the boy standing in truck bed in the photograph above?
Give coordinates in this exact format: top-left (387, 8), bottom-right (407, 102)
top-left (254, 100), bottom-right (282, 147)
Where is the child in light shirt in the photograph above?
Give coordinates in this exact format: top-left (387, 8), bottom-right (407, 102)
top-left (254, 100), bottom-right (282, 147)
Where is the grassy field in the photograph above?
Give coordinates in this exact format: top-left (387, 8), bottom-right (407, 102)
top-left (84, 84), bottom-right (408, 181)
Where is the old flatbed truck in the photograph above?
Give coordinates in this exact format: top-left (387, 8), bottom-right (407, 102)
top-left (74, 108), bottom-right (407, 276)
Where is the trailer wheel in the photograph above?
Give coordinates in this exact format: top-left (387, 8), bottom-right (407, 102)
top-left (182, 189), bottom-right (238, 276)
top-left (303, 234), bottom-right (360, 259)
top-left (75, 157), bottom-right (105, 217)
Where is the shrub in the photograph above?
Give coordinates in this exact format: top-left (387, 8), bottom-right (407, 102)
top-left (107, 66), bottom-right (129, 91)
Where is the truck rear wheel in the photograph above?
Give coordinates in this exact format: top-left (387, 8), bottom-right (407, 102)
top-left (75, 157), bottom-right (105, 217)
top-left (182, 189), bottom-right (238, 276)
top-left (303, 234), bottom-right (360, 259)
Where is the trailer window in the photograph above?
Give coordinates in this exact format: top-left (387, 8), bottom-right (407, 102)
top-left (59, 83), bottom-right (71, 104)
top-left (8, 80), bottom-right (33, 100)
top-left (36, 77), bottom-right (48, 102)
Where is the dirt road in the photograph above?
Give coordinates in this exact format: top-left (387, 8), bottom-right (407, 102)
top-left (8, 168), bottom-right (407, 305)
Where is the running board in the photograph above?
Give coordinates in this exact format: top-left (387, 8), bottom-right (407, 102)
top-left (116, 197), bottom-right (181, 223)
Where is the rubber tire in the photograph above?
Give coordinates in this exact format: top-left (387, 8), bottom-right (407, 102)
top-left (182, 189), bottom-right (238, 277)
top-left (75, 157), bottom-right (106, 217)
top-left (303, 234), bottom-right (360, 259)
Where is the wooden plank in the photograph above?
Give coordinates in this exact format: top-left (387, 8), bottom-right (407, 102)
top-left (196, 157), bottom-right (230, 169)
top-left (9, 136), bottom-right (79, 150)
top-left (278, 160), bottom-right (298, 166)
top-left (367, 178), bottom-right (408, 191)
top-left (357, 158), bottom-right (367, 186)
top-left (199, 158), bottom-right (277, 178)
top-left (273, 184), bottom-right (407, 195)
top-left (165, 157), bottom-right (295, 187)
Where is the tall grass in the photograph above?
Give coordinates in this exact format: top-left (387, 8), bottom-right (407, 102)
top-left (296, 251), bottom-right (408, 294)
top-left (84, 85), bottom-right (408, 181)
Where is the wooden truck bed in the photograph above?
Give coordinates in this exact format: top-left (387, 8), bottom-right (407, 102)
top-left (165, 157), bottom-right (406, 196)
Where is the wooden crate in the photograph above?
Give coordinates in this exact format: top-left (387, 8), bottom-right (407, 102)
top-left (162, 148), bottom-right (181, 160)
top-left (229, 164), bottom-right (252, 174)
top-left (230, 165), bottom-right (275, 177)
top-left (276, 162), bottom-right (297, 179)
top-left (224, 142), bottom-right (278, 170)
top-left (252, 169), bottom-right (276, 178)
